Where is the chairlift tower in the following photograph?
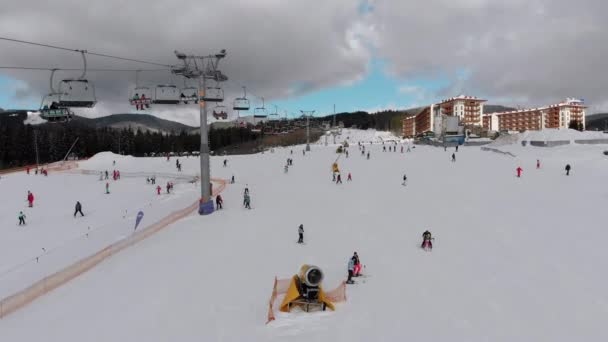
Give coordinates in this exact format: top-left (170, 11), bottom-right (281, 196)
top-left (300, 110), bottom-right (315, 151)
top-left (172, 49), bottom-right (227, 215)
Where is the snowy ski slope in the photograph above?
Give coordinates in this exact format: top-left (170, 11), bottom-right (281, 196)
top-left (0, 129), bottom-right (607, 341)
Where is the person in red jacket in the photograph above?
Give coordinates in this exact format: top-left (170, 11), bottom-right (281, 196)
top-left (27, 191), bottom-right (34, 207)
top-left (26, 167), bottom-right (30, 174)
top-left (347, 173), bottom-right (352, 181)
top-left (516, 166), bottom-right (523, 178)
top-left (156, 185), bottom-right (161, 195)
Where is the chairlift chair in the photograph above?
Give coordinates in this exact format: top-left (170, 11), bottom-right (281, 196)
top-left (203, 86), bottom-right (224, 102)
top-left (233, 86), bottom-right (250, 110)
top-left (130, 87), bottom-right (153, 108)
top-left (39, 93), bottom-right (73, 122)
top-left (212, 105), bottom-right (228, 120)
top-left (153, 85), bottom-right (181, 104)
top-left (254, 97), bottom-right (268, 118)
top-left (180, 86), bottom-right (198, 104)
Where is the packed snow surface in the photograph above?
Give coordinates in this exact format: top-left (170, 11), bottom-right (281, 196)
top-left (1, 129), bottom-right (607, 341)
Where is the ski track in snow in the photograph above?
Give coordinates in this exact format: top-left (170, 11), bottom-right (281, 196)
top-left (0, 129), bottom-right (607, 341)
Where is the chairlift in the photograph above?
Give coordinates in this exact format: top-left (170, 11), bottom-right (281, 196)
top-left (129, 71), bottom-right (153, 109)
top-left (40, 94), bottom-right (73, 122)
top-left (233, 86), bottom-right (250, 110)
top-left (180, 77), bottom-right (198, 104)
top-left (153, 85), bottom-right (180, 104)
top-left (254, 97), bottom-right (268, 118)
top-left (203, 86), bottom-right (224, 102)
top-left (54, 51), bottom-right (97, 108)
top-left (212, 104), bottom-right (228, 120)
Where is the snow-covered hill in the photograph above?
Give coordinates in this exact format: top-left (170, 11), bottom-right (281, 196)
top-left (0, 130), bottom-right (607, 341)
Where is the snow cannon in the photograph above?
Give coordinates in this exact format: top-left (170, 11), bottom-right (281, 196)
top-left (332, 162), bottom-right (340, 173)
top-left (279, 265), bottom-right (335, 313)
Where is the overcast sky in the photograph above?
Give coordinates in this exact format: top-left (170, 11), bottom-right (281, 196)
top-left (1, 0), bottom-right (607, 125)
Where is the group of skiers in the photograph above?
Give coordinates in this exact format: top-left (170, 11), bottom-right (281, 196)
top-left (25, 166), bottom-right (48, 176)
top-left (18, 197), bottom-right (85, 225)
top-left (517, 160), bottom-right (572, 177)
top-left (347, 252), bottom-right (362, 284)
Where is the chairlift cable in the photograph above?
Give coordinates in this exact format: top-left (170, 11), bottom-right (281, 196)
top-left (0, 36), bottom-right (172, 67)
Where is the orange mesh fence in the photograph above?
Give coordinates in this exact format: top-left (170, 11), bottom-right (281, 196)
top-left (266, 277), bottom-right (346, 324)
top-left (0, 177), bottom-right (226, 319)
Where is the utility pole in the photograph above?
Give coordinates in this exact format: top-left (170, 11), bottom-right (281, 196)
top-left (173, 49), bottom-right (227, 215)
top-left (300, 110), bottom-right (315, 151)
top-left (33, 130), bottom-right (39, 168)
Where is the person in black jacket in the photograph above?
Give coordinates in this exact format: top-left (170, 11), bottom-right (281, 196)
top-left (565, 164), bottom-right (571, 176)
top-left (298, 224), bottom-right (304, 244)
top-left (74, 201), bottom-right (84, 217)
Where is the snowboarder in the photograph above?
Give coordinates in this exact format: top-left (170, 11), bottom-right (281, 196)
top-left (74, 201), bottom-right (84, 217)
top-left (451, 153), bottom-right (456, 162)
top-left (216, 194), bottom-right (223, 209)
top-left (298, 224), bottom-right (304, 244)
top-left (243, 193), bottom-right (251, 209)
top-left (156, 185), bottom-right (161, 195)
top-left (565, 164), bottom-right (571, 176)
top-left (536, 159), bottom-right (540, 169)
top-left (336, 174), bottom-right (342, 184)
top-left (347, 173), bottom-right (352, 181)
top-left (347, 257), bottom-right (355, 284)
top-left (516, 166), bottom-right (523, 178)
top-left (352, 252), bottom-right (362, 276)
top-left (27, 191), bottom-right (34, 207)
top-left (402, 174), bottom-right (407, 186)
top-left (105, 182), bottom-right (110, 194)
top-left (18, 211), bottom-right (26, 225)
top-left (421, 230), bottom-right (433, 250)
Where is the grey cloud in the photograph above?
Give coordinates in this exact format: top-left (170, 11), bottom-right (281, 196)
top-left (0, 0), bottom-right (371, 123)
top-left (367, 0), bottom-right (608, 109)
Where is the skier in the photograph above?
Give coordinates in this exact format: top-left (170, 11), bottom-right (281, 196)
top-left (156, 185), bottom-right (161, 195)
top-left (383, 146), bottom-right (386, 152)
top-left (332, 173), bottom-right (336, 182)
top-left (105, 182), bottom-right (110, 194)
top-left (298, 224), bottom-right (304, 244)
top-left (284, 164), bottom-right (289, 173)
top-left (421, 230), bottom-right (433, 250)
top-left (27, 191), bottom-right (34, 207)
top-left (243, 193), bottom-right (251, 209)
top-left (444, 145), bottom-right (447, 152)
top-left (216, 194), bottom-right (223, 209)
top-left (346, 257), bottom-right (355, 284)
top-left (451, 153), bottom-right (456, 162)
top-left (536, 159), bottom-right (541, 169)
top-left (18, 211), bottom-right (26, 225)
top-left (347, 173), bottom-right (352, 181)
top-left (244, 185), bottom-right (249, 196)
top-left (516, 166), bottom-right (523, 178)
top-left (336, 174), bottom-right (342, 184)
top-left (166, 182), bottom-right (171, 194)
top-left (352, 252), bottom-right (362, 276)
top-left (105, 170), bottom-right (109, 180)
top-left (302, 150), bottom-right (305, 156)
top-left (223, 159), bottom-right (227, 167)
top-left (26, 167), bottom-right (30, 174)
top-left (290, 150), bottom-right (293, 155)
top-left (231, 175), bottom-right (235, 184)
top-left (113, 160), bottom-right (116, 166)
top-left (367, 152), bottom-right (370, 160)
top-left (565, 164), bottom-right (571, 176)
top-left (146, 177), bottom-right (150, 184)
top-left (401, 146), bottom-right (404, 153)
top-left (345, 150), bottom-right (349, 158)
top-left (402, 174), bottom-right (407, 186)
top-left (455, 145), bottom-right (459, 152)
top-left (74, 201), bottom-right (84, 217)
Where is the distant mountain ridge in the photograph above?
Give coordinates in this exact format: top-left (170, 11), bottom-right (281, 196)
top-left (71, 114), bottom-right (198, 134)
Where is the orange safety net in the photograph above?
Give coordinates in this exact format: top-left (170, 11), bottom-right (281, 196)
top-left (266, 277), bottom-right (346, 324)
top-left (0, 177), bottom-right (227, 319)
